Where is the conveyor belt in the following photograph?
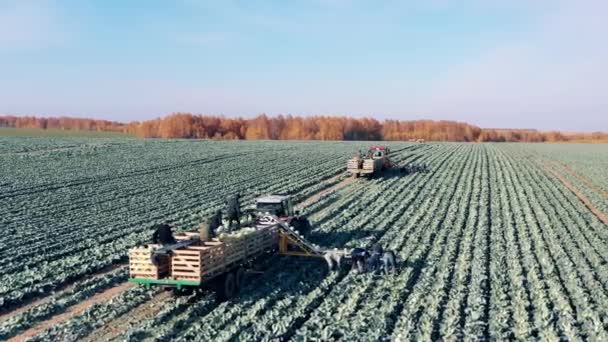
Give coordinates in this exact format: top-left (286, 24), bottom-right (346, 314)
top-left (260, 215), bottom-right (354, 260)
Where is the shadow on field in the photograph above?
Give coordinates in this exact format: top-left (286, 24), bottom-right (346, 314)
top-left (307, 229), bottom-right (379, 247)
top-left (401, 258), bottom-right (427, 274)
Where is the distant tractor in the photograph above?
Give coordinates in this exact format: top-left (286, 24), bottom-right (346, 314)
top-left (347, 145), bottom-right (393, 178)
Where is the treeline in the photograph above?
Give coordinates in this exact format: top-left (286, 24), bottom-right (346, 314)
top-left (130, 113), bottom-right (608, 142)
top-left (0, 115), bottom-right (127, 132)
top-left (1, 113), bottom-right (606, 142)
top-left (129, 113), bottom-right (512, 141)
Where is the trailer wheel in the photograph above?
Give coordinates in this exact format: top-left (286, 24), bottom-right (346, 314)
top-left (217, 272), bottom-right (236, 301)
top-left (235, 267), bottom-right (246, 291)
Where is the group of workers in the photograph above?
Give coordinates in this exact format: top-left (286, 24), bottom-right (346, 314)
top-left (153, 193), bottom-right (242, 245)
top-left (351, 243), bottom-right (397, 274)
top-left (400, 162), bottom-right (430, 175)
top-left (324, 239), bottom-right (398, 275)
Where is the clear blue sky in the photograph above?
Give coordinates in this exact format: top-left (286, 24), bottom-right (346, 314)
top-left (1, 0), bottom-right (606, 131)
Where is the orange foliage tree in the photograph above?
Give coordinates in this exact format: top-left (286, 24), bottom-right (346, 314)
top-left (2, 113), bottom-right (606, 142)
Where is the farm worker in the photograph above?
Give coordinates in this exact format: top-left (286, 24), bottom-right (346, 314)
top-left (152, 223), bottom-right (176, 245)
top-left (198, 222), bottom-right (211, 242)
top-left (381, 250), bottom-right (397, 274)
top-left (208, 210), bottom-right (222, 235)
top-left (226, 193), bottom-right (242, 231)
top-left (324, 250), bottom-right (344, 271)
top-left (351, 247), bottom-right (370, 273)
top-left (324, 252), bottom-right (336, 271)
top-left (367, 244), bottom-right (383, 271)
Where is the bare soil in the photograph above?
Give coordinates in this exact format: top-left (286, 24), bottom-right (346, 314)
top-left (554, 161), bottom-right (608, 199)
top-left (8, 282), bottom-right (135, 342)
top-left (297, 174), bottom-right (354, 208)
top-left (80, 291), bottom-right (173, 342)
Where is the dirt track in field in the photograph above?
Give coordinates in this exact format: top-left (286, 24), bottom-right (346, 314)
top-left (542, 162), bottom-right (608, 225)
top-left (0, 264), bottom-right (127, 324)
top-left (555, 161), bottom-right (608, 199)
top-left (297, 174), bottom-right (354, 208)
top-left (80, 291), bottom-right (172, 342)
top-left (8, 282), bottom-right (135, 342)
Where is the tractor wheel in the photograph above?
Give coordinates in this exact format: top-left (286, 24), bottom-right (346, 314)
top-left (216, 272), bottom-right (236, 301)
top-left (235, 267), bottom-right (246, 291)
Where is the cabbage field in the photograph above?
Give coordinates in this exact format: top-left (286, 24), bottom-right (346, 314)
top-left (1, 138), bottom-right (607, 341)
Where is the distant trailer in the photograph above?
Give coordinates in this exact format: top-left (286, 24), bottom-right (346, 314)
top-left (347, 145), bottom-right (392, 178)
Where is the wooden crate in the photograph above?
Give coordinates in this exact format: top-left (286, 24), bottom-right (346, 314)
top-left (174, 231), bottom-right (200, 241)
top-left (246, 228), bottom-right (277, 255)
top-left (261, 227), bottom-right (279, 249)
top-left (129, 246), bottom-right (170, 280)
top-left (222, 238), bottom-right (247, 265)
top-left (171, 243), bottom-right (226, 281)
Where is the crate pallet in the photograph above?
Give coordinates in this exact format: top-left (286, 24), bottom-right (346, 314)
top-left (175, 232), bottom-right (200, 241)
top-left (130, 223), bottom-right (283, 284)
top-left (129, 247), bottom-right (170, 280)
top-left (171, 243), bottom-right (226, 281)
top-left (223, 238), bottom-right (247, 264)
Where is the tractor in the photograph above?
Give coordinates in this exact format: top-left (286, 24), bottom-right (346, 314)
top-left (347, 145), bottom-right (393, 178)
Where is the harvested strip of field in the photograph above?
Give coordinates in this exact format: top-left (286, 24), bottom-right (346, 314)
top-left (7, 283), bottom-right (134, 342)
top-left (554, 161), bottom-right (608, 198)
top-left (542, 162), bottom-right (608, 225)
top-left (79, 291), bottom-right (172, 342)
top-left (296, 174), bottom-right (354, 208)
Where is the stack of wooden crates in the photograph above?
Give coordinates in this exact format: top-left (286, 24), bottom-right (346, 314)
top-left (128, 226), bottom-right (278, 282)
top-left (128, 245), bottom-right (170, 280)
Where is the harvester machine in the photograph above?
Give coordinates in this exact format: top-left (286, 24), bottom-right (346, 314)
top-left (347, 145), bottom-right (394, 178)
top-left (347, 145), bottom-right (430, 177)
top-left (128, 195), bottom-right (357, 300)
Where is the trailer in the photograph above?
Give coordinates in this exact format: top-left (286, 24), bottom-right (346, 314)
top-left (347, 145), bottom-right (393, 178)
top-left (129, 205), bottom-right (334, 300)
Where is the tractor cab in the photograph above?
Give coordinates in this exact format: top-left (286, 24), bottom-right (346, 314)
top-left (253, 195), bottom-right (312, 236)
top-left (254, 195), bottom-right (295, 218)
top-left (368, 145), bottom-right (389, 159)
